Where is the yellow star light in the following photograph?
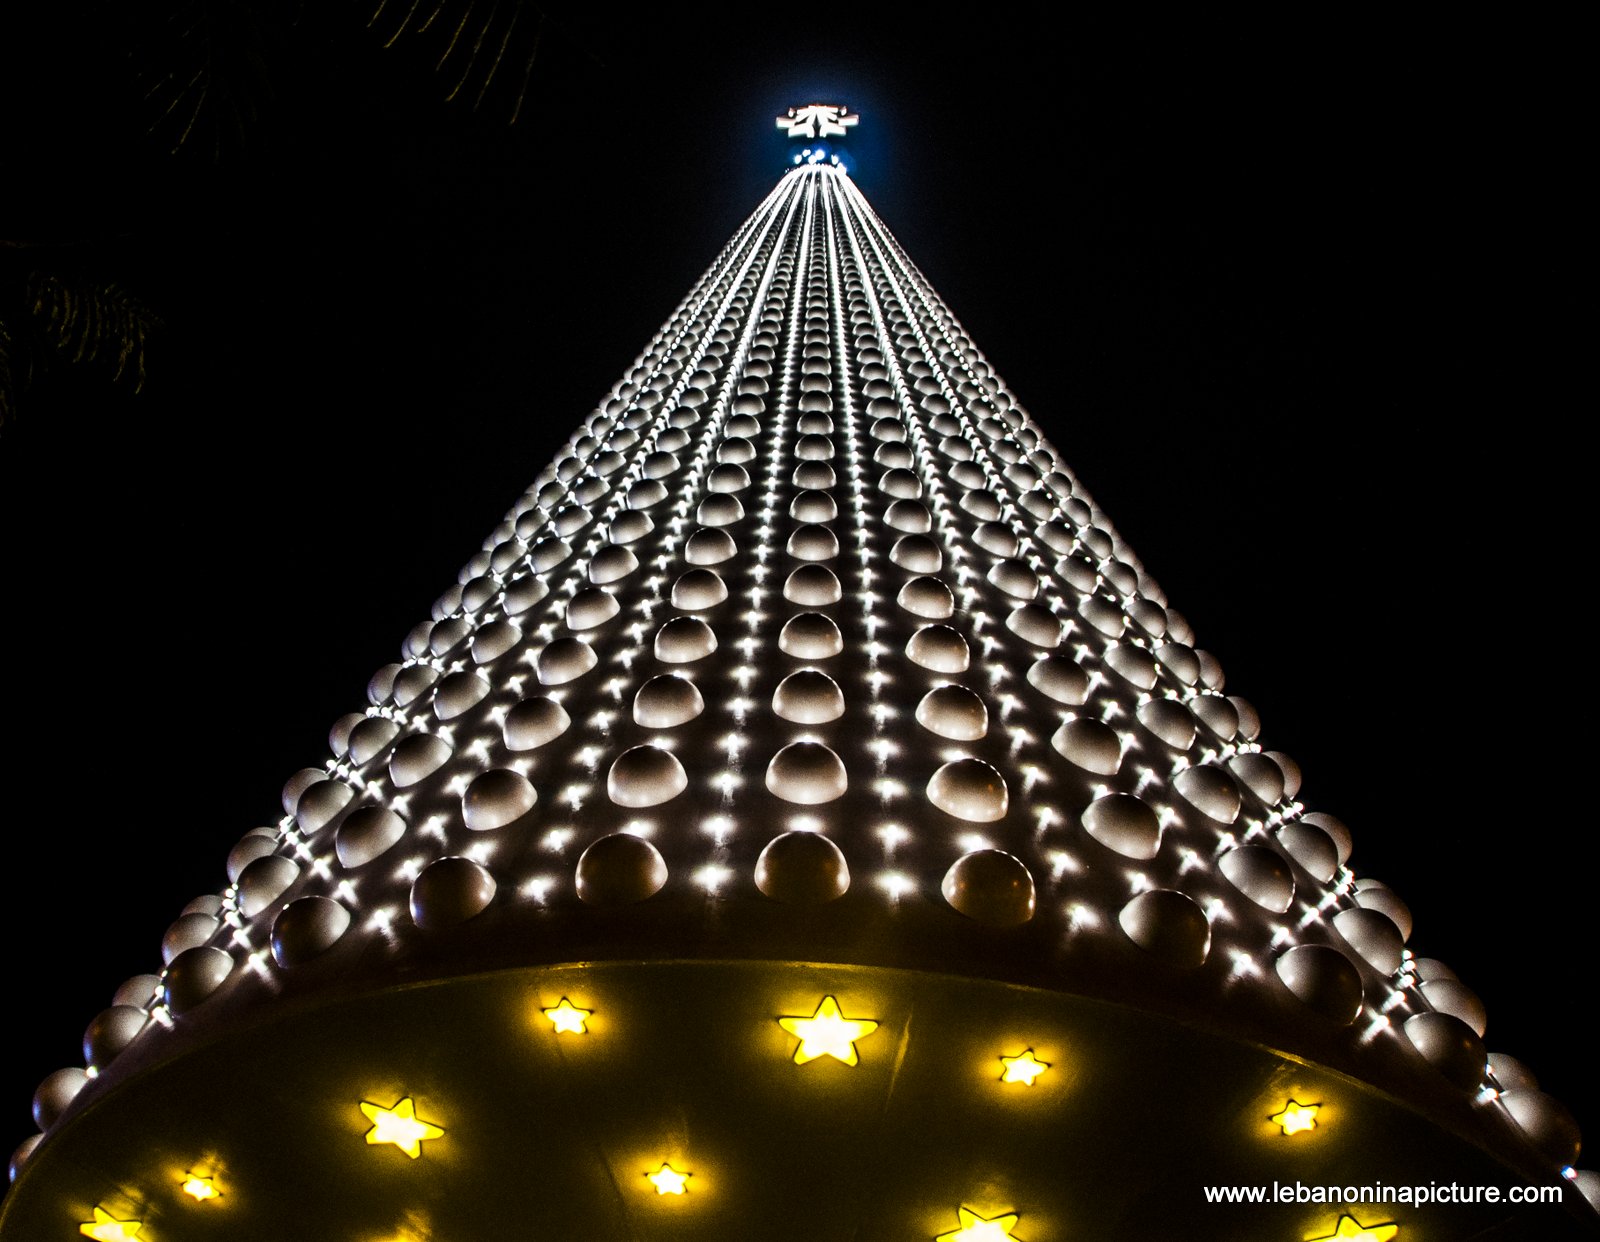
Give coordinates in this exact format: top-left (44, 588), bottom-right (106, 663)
top-left (181, 1172), bottom-right (221, 1201)
top-left (936, 1205), bottom-right (1023, 1242)
top-left (647, 1162), bottom-right (690, 1195)
top-left (1310, 1215), bottom-right (1399, 1242)
top-left (1269, 1100), bottom-right (1320, 1135)
top-left (360, 1096), bottom-right (445, 1159)
top-left (541, 997), bottom-right (593, 1034)
top-left (79, 1207), bottom-right (142, 1241)
top-left (777, 995), bottom-right (880, 1066)
top-left (998, 1049), bottom-right (1050, 1085)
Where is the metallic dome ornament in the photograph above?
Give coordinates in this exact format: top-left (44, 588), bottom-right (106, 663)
top-left (2, 106), bottom-right (1595, 1242)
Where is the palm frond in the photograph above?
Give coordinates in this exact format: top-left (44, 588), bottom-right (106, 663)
top-left (376, 0), bottom-right (426, 47)
top-left (0, 319), bottom-right (14, 430)
top-left (365, 0), bottom-right (544, 123)
top-left (136, 0), bottom-right (279, 159)
top-left (29, 275), bottom-right (162, 394)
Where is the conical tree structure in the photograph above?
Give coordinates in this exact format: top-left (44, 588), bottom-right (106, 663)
top-left (5, 123), bottom-right (1595, 1241)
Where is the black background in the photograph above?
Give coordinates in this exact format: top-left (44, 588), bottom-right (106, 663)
top-left (1, 9), bottom-right (1591, 1156)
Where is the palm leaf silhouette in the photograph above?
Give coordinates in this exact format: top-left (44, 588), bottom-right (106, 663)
top-left (29, 274), bottom-right (162, 393)
top-left (0, 319), bottom-right (14, 430)
top-left (367, 0), bottom-right (546, 123)
top-left (134, 0), bottom-right (552, 161)
top-left (136, 0), bottom-right (281, 159)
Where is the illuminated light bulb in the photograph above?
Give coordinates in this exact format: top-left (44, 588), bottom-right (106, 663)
top-left (777, 995), bottom-right (880, 1066)
top-left (702, 815), bottom-right (736, 844)
top-left (1201, 896), bottom-right (1232, 926)
top-left (1065, 903), bottom-right (1100, 932)
top-left (78, 1207), bottom-right (143, 1240)
top-left (647, 1162), bottom-right (691, 1195)
top-left (541, 997), bottom-right (593, 1033)
top-left (936, 1206), bottom-right (1023, 1241)
top-left (1308, 1216), bottom-right (1398, 1242)
top-left (998, 1049), bottom-right (1050, 1085)
top-left (359, 1096), bottom-right (445, 1159)
top-left (181, 1173), bottom-right (221, 1201)
top-left (1269, 1100), bottom-right (1320, 1135)
top-left (520, 875), bottom-right (555, 903)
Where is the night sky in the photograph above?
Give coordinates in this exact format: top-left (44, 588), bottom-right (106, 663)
top-left (2, 12), bottom-right (1591, 1156)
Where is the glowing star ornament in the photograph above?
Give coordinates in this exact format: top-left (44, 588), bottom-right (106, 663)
top-left (181, 1172), bottom-right (221, 1201)
top-left (936, 1206), bottom-right (1023, 1242)
top-left (78, 1208), bottom-right (142, 1241)
top-left (1309, 1216), bottom-right (1399, 1242)
top-left (541, 997), bottom-right (593, 1034)
top-left (647, 1162), bottom-right (690, 1195)
top-left (1269, 1099), bottom-right (1321, 1135)
top-left (776, 103), bottom-right (859, 139)
top-left (777, 995), bottom-right (880, 1066)
top-left (998, 1049), bottom-right (1050, 1086)
top-left (360, 1096), bottom-right (445, 1159)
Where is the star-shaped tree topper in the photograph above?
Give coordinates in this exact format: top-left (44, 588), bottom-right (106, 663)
top-left (360, 1096), bottom-right (445, 1159)
top-left (999, 1049), bottom-right (1050, 1086)
top-left (777, 995), bottom-right (880, 1066)
top-left (776, 104), bottom-right (860, 139)
top-left (1269, 1100), bottom-right (1321, 1135)
top-left (79, 1207), bottom-right (142, 1241)
top-left (1309, 1215), bottom-right (1399, 1242)
top-left (937, 1206), bottom-right (1023, 1241)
